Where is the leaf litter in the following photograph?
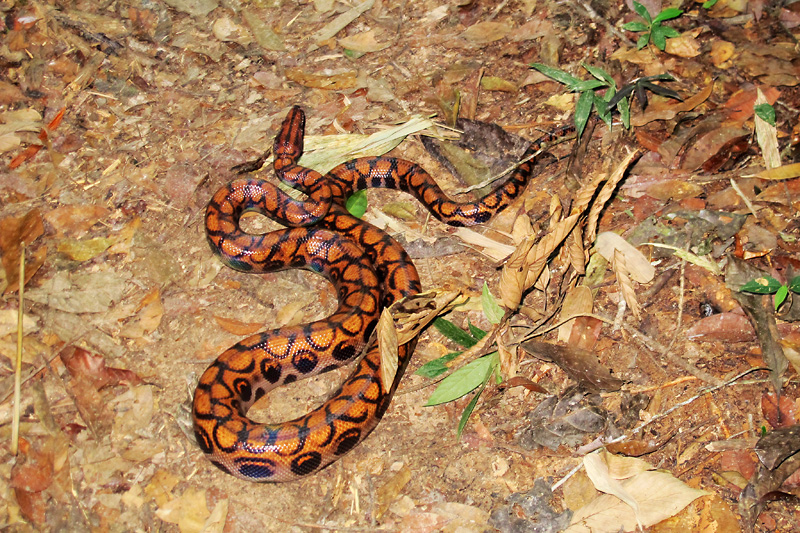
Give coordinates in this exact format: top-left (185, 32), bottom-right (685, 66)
top-left (1, 0), bottom-right (800, 531)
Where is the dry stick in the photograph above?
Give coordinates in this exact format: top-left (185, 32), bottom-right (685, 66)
top-left (11, 244), bottom-right (25, 455)
top-left (658, 256), bottom-right (686, 361)
top-left (729, 177), bottom-right (759, 219)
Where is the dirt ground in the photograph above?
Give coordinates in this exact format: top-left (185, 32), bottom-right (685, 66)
top-left (1, 0), bottom-right (800, 531)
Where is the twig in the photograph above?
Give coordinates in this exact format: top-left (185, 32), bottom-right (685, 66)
top-left (729, 178), bottom-right (759, 219)
top-left (11, 244), bottom-right (25, 456)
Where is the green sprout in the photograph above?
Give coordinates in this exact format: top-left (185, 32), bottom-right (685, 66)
top-left (740, 275), bottom-right (800, 311)
top-left (531, 63), bottom-right (681, 137)
top-left (623, 1), bottom-right (684, 51)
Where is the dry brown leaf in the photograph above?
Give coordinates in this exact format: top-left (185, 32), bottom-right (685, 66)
top-left (584, 151), bottom-right (641, 244)
top-left (25, 270), bottom-right (128, 313)
top-left (338, 29), bottom-right (389, 53)
top-left (754, 88), bottom-right (781, 170)
top-left (594, 232), bottom-right (655, 284)
top-left (460, 21), bottom-right (510, 44)
top-left (710, 40), bottom-right (735, 67)
top-left (499, 234), bottom-right (535, 310)
top-left (392, 289), bottom-right (462, 344)
top-left (497, 324), bottom-right (517, 378)
top-left (60, 346), bottom-right (144, 390)
top-left (519, 341), bottom-right (624, 391)
top-left (524, 213), bottom-right (582, 290)
top-left (0, 208), bottom-right (45, 294)
top-left (43, 205), bottom-right (109, 236)
top-left (155, 487), bottom-right (210, 533)
top-left (376, 465), bottom-right (412, 518)
top-left (378, 307), bottom-right (398, 393)
top-left (285, 67), bottom-right (358, 90)
top-left (750, 163), bottom-right (800, 181)
top-left (723, 86), bottom-right (780, 123)
top-left (644, 179), bottom-right (704, 200)
top-left (631, 83), bottom-right (713, 127)
top-left (119, 288), bottom-right (164, 339)
top-left (613, 248), bottom-right (642, 320)
top-left (685, 312), bottom-right (755, 342)
top-left (213, 315), bottom-right (263, 336)
top-left (664, 29), bottom-right (702, 57)
top-left (558, 286), bottom-right (594, 343)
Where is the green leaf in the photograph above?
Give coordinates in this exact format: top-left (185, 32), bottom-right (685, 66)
top-left (740, 276), bottom-right (783, 294)
top-left (582, 63), bottom-right (615, 87)
top-left (416, 351), bottom-right (460, 378)
top-left (754, 103), bottom-right (776, 126)
top-left (425, 352), bottom-right (498, 406)
top-left (775, 285), bottom-right (789, 310)
top-left (433, 317), bottom-right (478, 348)
top-left (651, 27), bottom-right (667, 50)
top-left (653, 7), bottom-right (684, 23)
top-left (622, 21), bottom-right (649, 32)
top-left (593, 92), bottom-right (612, 128)
top-left (657, 25), bottom-right (681, 38)
top-left (530, 63), bottom-right (581, 88)
top-left (787, 276), bottom-right (800, 293)
top-left (632, 1), bottom-right (652, 24)
top-left (636, 33), bottom-right (650, 50)
top-left (468, 322), bottom-right (488, 340)
top-left (346, 189), bottom-right (367, 218)
top-left (482, 282), bottom-right (505, 324)
top-left (702, 0), bottom-right (718, 8)
top-left (573, 79), bottom-right (608, 92)
top-left (618, 96), bottom-right (631, 129)
top-left (456, 379), bottom-right (489, 439)
top-left (574, 90), bottom-right (594, 137)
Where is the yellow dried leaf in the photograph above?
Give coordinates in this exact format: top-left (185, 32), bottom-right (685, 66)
top-left (644, 179), bottom-right (703, 201)
top-left (544, 92), bottom-right (575, 111)
top-left (57, 237), bottom-right (113, 261)
top-left (754, 88), bottom-right (781, 170)
top-left (557, 286), bottom-right (593, 343)
top-left (460, 21), bottom-right (510, 43)
top-left (338, 29), bottom-right (389, 53)
top-left (480, 76), bottom-right (518, 92)
top-left (595, 232), bottom-right (654, 284)
top-left (664, 30), bottom-right (701, 58)
top-left (155, 487), bottom-right (209, 533)
top-left (285, 67), bottom-right (358, 90)
top-left (749, 162), bottom-right (800, 180)
top-left (377, 308), bottom-right (398, 393)
top-left (710, 40), bottom-right (735, 67)
top-left (213, 315), bottom-right (263, 336)
top-left (612, 248), bottom-right (642, 320)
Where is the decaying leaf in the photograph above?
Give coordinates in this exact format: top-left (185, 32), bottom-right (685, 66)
top-left (739, 426), bottom-right (800, 528)
top-left (0, 208), bottom-right (46, 294)
top-left (378, 307), bottom-right (399, 392)
top-left (612, 248), bottom-right (643, 320)
top-left (566, 454), bottom-right (707, 532)
top-left (594, 232), bottom-right (654, 284)
top-left (519, 341), bottom-right (624, 392)
top-left (753, 88), bottom-right (781, 170)
top-left (60, 345), bottom-right (143, 390)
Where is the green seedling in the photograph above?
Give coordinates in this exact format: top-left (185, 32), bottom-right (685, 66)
top-left (623, 1), bottom-right (684, 51)
top-left (740, 275), bottom-right (800, 311)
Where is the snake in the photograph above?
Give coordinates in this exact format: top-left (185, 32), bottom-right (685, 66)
top-left (193, 106), bottom-right (558, 482)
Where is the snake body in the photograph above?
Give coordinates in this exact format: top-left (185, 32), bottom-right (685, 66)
top-left (193, 106), bottom-right (554, 482)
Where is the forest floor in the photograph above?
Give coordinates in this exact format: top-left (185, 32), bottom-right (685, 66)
top-left (1, 0), bottom-right (799, 531)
